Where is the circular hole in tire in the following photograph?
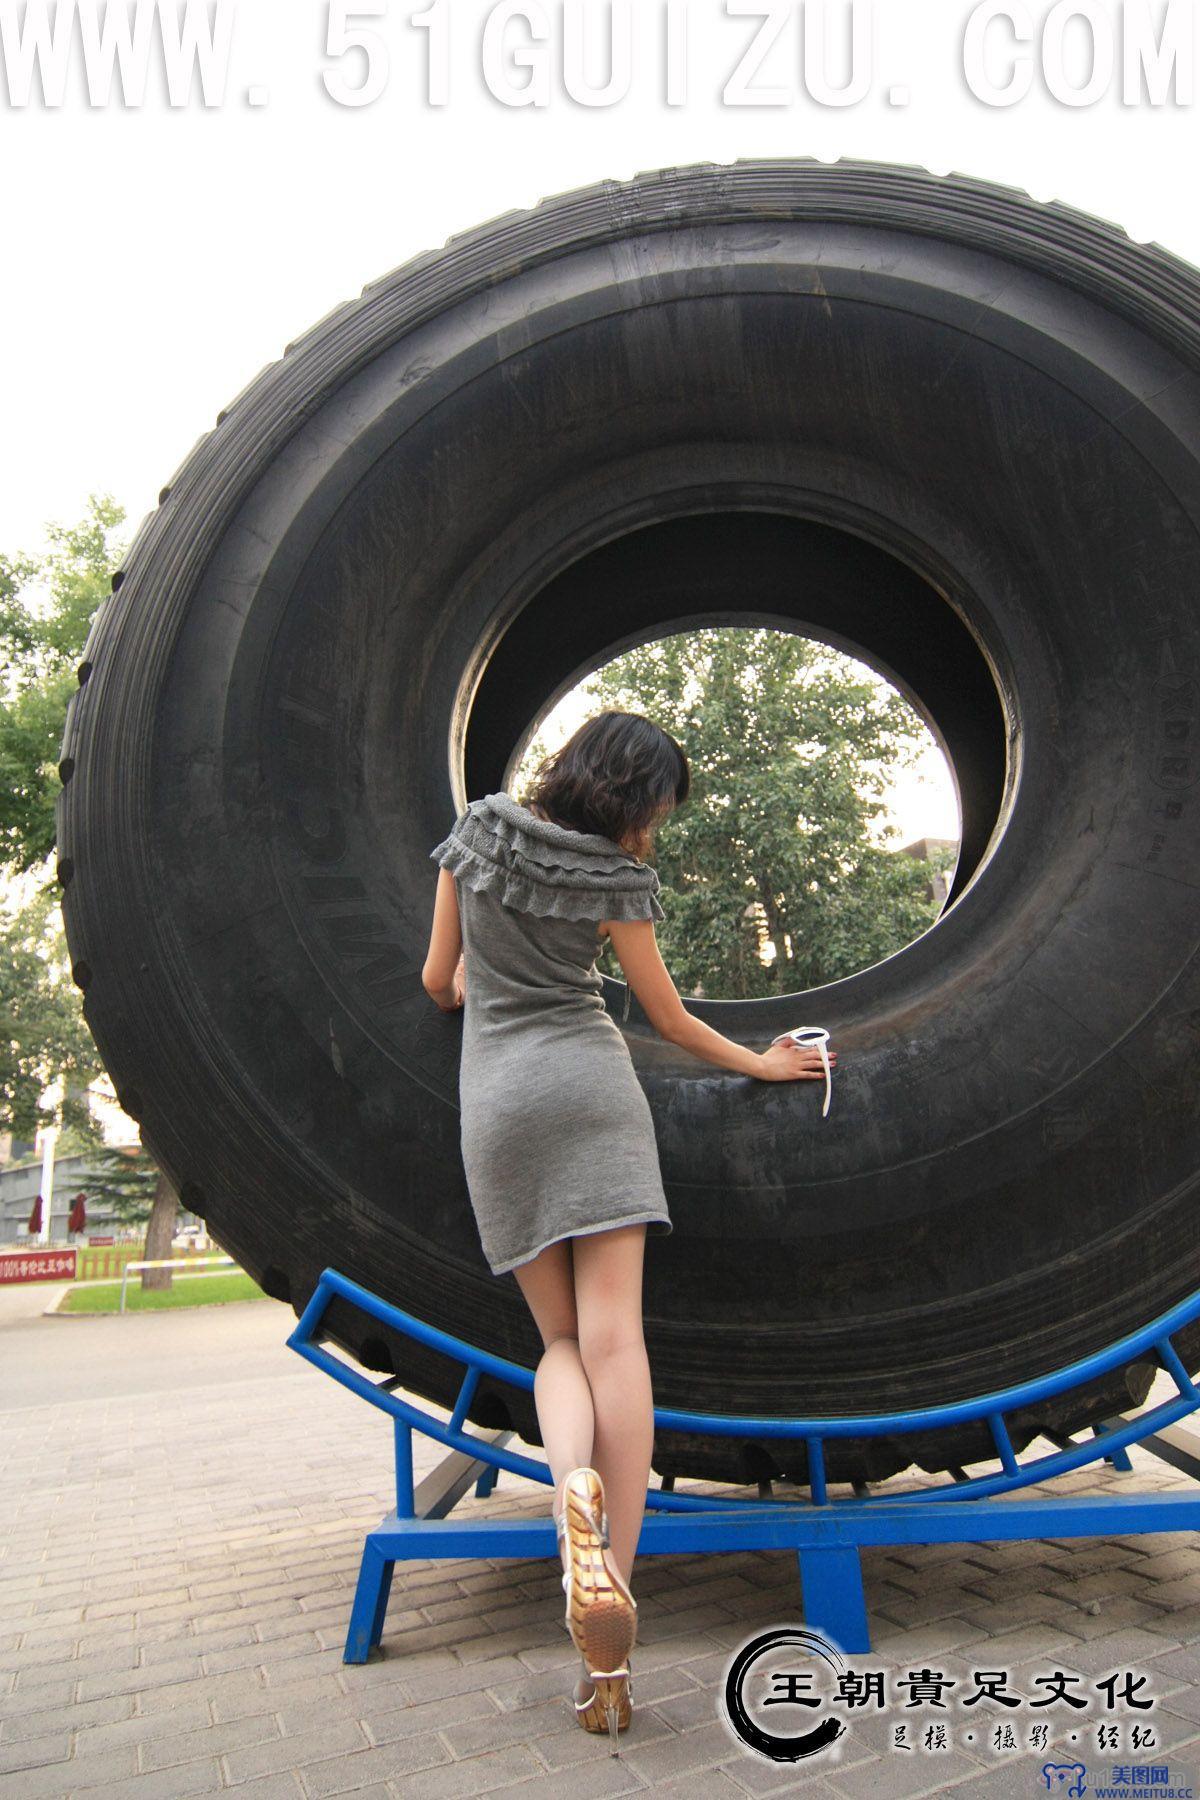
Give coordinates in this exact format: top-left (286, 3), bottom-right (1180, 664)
top-left (511, 619), bottom-right (969, 998)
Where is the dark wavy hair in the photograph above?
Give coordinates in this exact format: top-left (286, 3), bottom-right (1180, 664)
top-left (519, 710), bottom-right (690, 863)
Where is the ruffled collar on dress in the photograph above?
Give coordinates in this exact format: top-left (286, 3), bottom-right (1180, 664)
top-left (485, 791), bottom-right (647, 864)
top-left (429, 791), bottom-right (665, 924)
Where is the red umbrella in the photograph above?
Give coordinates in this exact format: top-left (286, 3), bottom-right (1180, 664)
top-left (68, 1193), bottom-right (87, 1235)
top-left (27, 1193), bottom-right (43, 1235)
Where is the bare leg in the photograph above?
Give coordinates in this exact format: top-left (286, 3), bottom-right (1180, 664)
top-left (510, 1239), bottom-right (592, 1574)
top-left (571, 1224), bottom-right (652, 1589)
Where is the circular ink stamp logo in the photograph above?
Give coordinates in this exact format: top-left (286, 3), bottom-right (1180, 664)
top-left (723, 1625), bottom-right (850, 1763)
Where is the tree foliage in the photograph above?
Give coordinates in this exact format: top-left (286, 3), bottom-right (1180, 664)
top-left (1, 497), bottom-right (183, 1282)
top-left (584, 628), bottom-right (954, 998)
top-left (1, 495), bottom-right (128, 1141)
top-left (75, 1139), bottom-right (160, 1226)
top-left (0, 492), bottom-right (126, 875)
top-left (0, 881), bottom-right (104, 1143)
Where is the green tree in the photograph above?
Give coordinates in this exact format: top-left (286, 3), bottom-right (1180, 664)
top-left (0, 496), bottom-right (127, 1146)
top-left (75, 1140), bottom-right (160, 1227)
top-left (0, 881), bottom-right (103, 1144)
top-left (0, 496), bottom-right (178, 1282)
top-left (0, 493), bottom-right (126, 874)
top-left (583, 627), bottom-right (949, 998)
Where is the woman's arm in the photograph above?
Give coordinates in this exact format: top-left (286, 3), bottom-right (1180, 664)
top-left (602, 918), bottom-right (836, 1083)
top-left (422, 868), bottom-right (465, 1011)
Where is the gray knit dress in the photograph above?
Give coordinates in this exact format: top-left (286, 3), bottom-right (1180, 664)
top-left (429, 791), bottom-right (674, 1277)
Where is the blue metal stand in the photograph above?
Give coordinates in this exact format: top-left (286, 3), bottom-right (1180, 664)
top-left (288, 1269), bottom-right (1200, 1661)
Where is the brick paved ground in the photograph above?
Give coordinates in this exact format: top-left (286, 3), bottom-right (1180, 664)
top-left (4, 1289), bottom-right (1200, 1796)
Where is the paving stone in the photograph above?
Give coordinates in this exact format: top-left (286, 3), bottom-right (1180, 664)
top-left (636, 1623), bottom-right (755, 1659)
top-left (438, 1689), bottom-right (589, 1758)
top-left (870, 1622), bottom-right (997, 1664)
top-left (386, 1740), bottom-right (549, 1795)
top-left (371, 1616), bottom-right (478, 1659)
top-left (0, 1728), bottom-right (71, 1774)
top-left (652, 1770), bottom-right (751, 1795)
top-left (21, 1646), bottom-right (140, 1689)
top-left (191, 1600), bottom-right (302, 1635)
top-left (1043, 1568), bottom-right (1151, 1605)
top-left (394, 1651), bottom-right (544, 1706)
top-left (24, 1604), bottom-right (86, 1629)
top-left (825, 1747), bottom-right (987, 1796)
top-left (299, 1734), bottom-right (456, 1795)
top-left (642, 1681), bottom-right (725, 1734)
top-left (1131, 1550), bottom-right (1200, 1583)
top-left (359, 1684), bottom-right (504, 1741)
top-left (1142, 1644), bottom-right (1200, 1688)
top-left (875, 1589), bottom-right (1003, 1630)
top-left (222, 1719), bottom-right (368, 1784)
top-left (75, 1654), bottom-right (206, 1701)
top-left (211, 1776), bottom-right (303, 1799)
top-left (718, 1751), bottom-right (844, 1794)
top-left (2, 1639), bottom-right (81, 1671)
top-left (139, 1670), bottom-right (271, 1717)
top-left (259, 1647), bottom-right (348, 1687)
top-left (1024, 1594), bottom-right (1169, 1639)
top-left (254, 1609), bottom-right (347, 1648)
top-left (929, 1755), bottom-right (1085, 1797)
top-left (505, 1754), bottom-right (651, 1795)
top-left (85, 1586), bottom-right (191, 1620)
top-left (518, 1698), bottom-right (678, 1774)
top-left (98, 1759), bottom-right (225, 1799)
top-left (213, 1673), bottom-right (345, 1724)
top-left (1046, 1626), bottom-right (1190, 1676)
top-left (1142, 1604), bottom-right (1200, 1638)
top-left (617, 1717), bottom-right (757, 1784)
top-left (203, 1633), bottom-right (324, 1675)
top-left (73, 1700), bottom-right (212, 1756)
top-left (474, 1659), bottom-right (602, 1714)
top-left (960, 1622), bottom-right (1083, 1663)
top-left (3, 1740), bottom-right (140, 1796)
top-left (1141, 1577), bottom-right (1200, 1609)
top-left (952, 1569), bottom-right (1062, 1602)
top-left (638, 1602), bottom-right (751, 1641)
top-left (9, 1313), bottom-right (1200, 1795)
top-left (139, 1712), bottom-right (280, 1772)
top-left (0, 1699), bottom-right (134, 1742)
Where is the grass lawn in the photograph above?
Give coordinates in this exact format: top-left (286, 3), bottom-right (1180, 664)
top-left (59, 1271), bottom-right (267, 1314)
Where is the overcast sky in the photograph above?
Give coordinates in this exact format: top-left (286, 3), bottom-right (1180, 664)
top-left (5, 0), bottom-right (1194, 840)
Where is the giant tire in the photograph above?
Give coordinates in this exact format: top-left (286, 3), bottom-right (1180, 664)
top-left (57, 159), bottom-right (1200, 1486)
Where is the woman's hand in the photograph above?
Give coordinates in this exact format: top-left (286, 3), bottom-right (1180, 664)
top-left (755, 1039), bottom-right (838, 1083)
top-left (435, 953), bottom-right (466, 1013)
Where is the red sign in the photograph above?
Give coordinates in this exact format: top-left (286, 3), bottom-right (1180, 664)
top-left (0, 1250), bottom-right (77, 1284)
top-left (87, 1236), bottom-right (115, 1247)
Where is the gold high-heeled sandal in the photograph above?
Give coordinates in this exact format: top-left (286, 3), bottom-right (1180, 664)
top-left (556, 1467), bottom-right (638, 1753)
top-left (573, 1659), bottom-right (633, 1750)
top-left (555, 1516), bottom-right (635, 1751)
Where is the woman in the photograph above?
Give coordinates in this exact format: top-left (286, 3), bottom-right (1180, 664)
top-left (422, 710), bottom-right (836, 1752)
